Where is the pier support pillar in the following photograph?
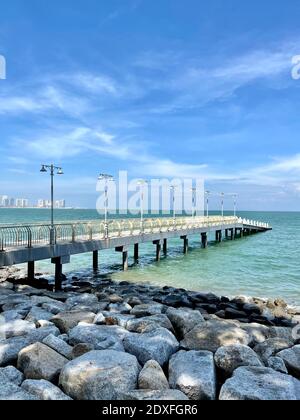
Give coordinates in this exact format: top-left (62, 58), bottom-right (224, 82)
top-left (230, 228), bottom-right (234, 240)
top-left (115, 246), bottom-right (129, 271)
top-left (51, 255), bottom-right (70, 292)
top-left (27, 261), bottom-right (35, 282)
top-left (216, 230), bottom-right (222, 242)
top-left (134, 243), bottom-right (139, 262)
top-left (201, 232), bottom-right (208, 248)
top-left (93, 250), bottom-right (99, 271)
top-left (163, 239), bottom-right (167, 255)
top-left (225, 229), bottom-right (229, 239)
top-left (181, 236), bottom-right (189, 254)
top-left (153, 240), bottom-right (162, 261)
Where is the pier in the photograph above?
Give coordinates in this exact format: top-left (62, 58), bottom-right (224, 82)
top-left (0, 216), bottom-right (271, 290)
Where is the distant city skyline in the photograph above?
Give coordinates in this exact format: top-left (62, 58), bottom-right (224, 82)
top-left (0, 194), bottom-right (66, 208)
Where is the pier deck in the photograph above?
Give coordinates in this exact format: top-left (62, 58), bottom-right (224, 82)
top-left (0, 216), bottom-right (271, 290)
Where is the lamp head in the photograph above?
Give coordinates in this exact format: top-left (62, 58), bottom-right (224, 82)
top-left (57, 168), bottom-right (64, 175)
top-left (40, 165), bottom-right (47, 173)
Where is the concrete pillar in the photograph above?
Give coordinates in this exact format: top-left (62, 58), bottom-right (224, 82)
top-left (115, 246), bottom-right (129, 271)
top-left (181, 236), bottom-right (188, 254)
top-left (51, 255), bottom-right (70, 292)
top-left (134, 243), bottom-right (139, 262)
top-left (93, 250), bottom-right (99, 271)
top-left (153, 240), bottom-right (161, 261)
top-left (230, 228), bottom-right (234, 240)
top-left (163, 238), bottom-right (167, 255)
top-left (225, 229), bottom-right (229, 239)
top-left (27, 261), bottom-right (35, 282)
top-left (201, 232), bottom-right (208, 248)
top-left (216, 230), bottom-right (222, 242)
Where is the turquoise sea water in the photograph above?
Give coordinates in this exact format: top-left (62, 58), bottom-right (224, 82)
top-left (0, 209), bottom-right (299, 305)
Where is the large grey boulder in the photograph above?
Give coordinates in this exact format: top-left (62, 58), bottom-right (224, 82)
top-left (126, 315), bottom-right (174, 334)
top-left (130, 303), bottom-right (164, 317)
top-left (26, 325), bottom-right (60, 343)
top-left (181, 320), bottom-right (250, 353)
top-left (59, 350), bottom-right (140, 400)
top-left (214, 345), bottom-right (263, 375)
top-left (269, 327), bottom-right (295, 342)
top-left (120, 390), bottom-right (189, 400)
top-left (254, 338), bottom-right (293, 363)
top-left (25, 307), bottom-right (53, 324)
top-left (277, 345), bottom-right (300, 378)
top-left (169, 350), bottom-right (216, 400)
top-left (69, 323), bottom-right (128, 351)
top-left (42, 334), bottom-right (73, 359)
top-left (241, 323), bottom-right (270, 346)
top-left (51, 311), bottom-right (96, 333)
top-left (22, 379), bottom-right (72, 400)
top-left (2, 310), bottom-right (27, 322)
top-left (0, 319), bottom-right (36, 339)
top-left (17, 342), bottom-right (68, 382)
top-left (0, 365), bottom-right (24, 385)
top-left (138, 360), bottom-right (169, 390)
top-left (0, 381), bottom-right (39, 400)
top-left (65, 293), bottom-right (98, 309)
top-left (123, 328), bottom-right (179, 366)
top-left (267, 356), bottom-right (288, 374)
top-left (219, 367), bottom-right (300, 400)
top-left (166, 307), bottom-right (204, 339)
top-left (42, 301), bottom-right (66, 315)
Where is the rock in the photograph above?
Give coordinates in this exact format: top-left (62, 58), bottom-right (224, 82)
top-left (65, 293), bottom-right (98, 309)
top-left (0, 381), bottom-right (39, 400)
top-left (27, 325), bottom-right (60, 342)
top-left (108, 294), bottom-right (123, 303)
top-left (277, 345), bottom-right (300, 378)
top-left (59, 350), bottom-right (140, 400)
top-left (161, 294), bottom-right (192, 308)
top-left (17, 342), bottom-right (68, 382)
top-left (0, 366), bottom-right (24, 385)
top-left (219, 367), bottom-right (300, 400)
top-left (120, 390), bottom-right (189, 400)
top-left (0, 294), bottom-right (30, 307)
top-left (71, 343), bottom-right (95, 359)
top-left (2, 310), bottom-right (27, 322)
top-left (57, 334), bottom-right (68, 342)
top-left (0, 320), bottom-right (36, 339)
top-left (25, 307), bottom-right (53, 323)
top-left (42, 301), bottom-right (66, 315)
top-left (69, 323), bottom-right (128, 351)
top-left (108, 302), bottom-right (132, 314)
top-left (130, 303), bottom-right (164, 317)
top-left (127, 296), bottom-right (143, 307)
top-left (138, 360), bottom-right (169, 390)
top-left (243, 303), bottom-right (262, 315)
top-left (42, 334), bottom-right (73, 359)
top-left (214, 345), bottom-right (263, 375)
top-left (0, 336), bottom-right (31, 366)
top-left (30, 296), bottom-right (59, 305)
top-left (104, 313), bottom-right (135, 328)
top-left (22, 379), bottom-right (72, 400)
top-left (190, 292), bottom-right (219, 304)
top-left (123, 328), bottom-right (179, 366)
top-left (37, 320), bottom-right (55, 328)
top-left (169, 350), bottom-right (216, 400)
top-left (166, 307), bottom-right (204, 339)
top-left (126, 315), bottom-right (174, 334)
top-left (93, 313), bottom-right (106, 325)
top-left (240, 323), bottom-right (270, 346)
top-left (267, 357), bottom-right (288, 374)
top-left (254, 338), bottom-right (293, 363)
top-left (181, 320), bottom-right (250, 353)
top-left (269, 327), bottom-right (295, 342)
top-left (225, 308), bottom-right (248, 319)
top-left (51, 311), bottom-right (96, 333)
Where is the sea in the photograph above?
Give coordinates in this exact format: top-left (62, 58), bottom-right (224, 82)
top-left (0, 208), bottom-right (299, 305)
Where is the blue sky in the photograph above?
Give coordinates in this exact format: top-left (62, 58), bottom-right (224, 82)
top-left (1, 0), bottom-right (300, 210)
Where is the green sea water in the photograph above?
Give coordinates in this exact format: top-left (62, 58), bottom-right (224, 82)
top-left (0, 209), bottom-right (299, 305)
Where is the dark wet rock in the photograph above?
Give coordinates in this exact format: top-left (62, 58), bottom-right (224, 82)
top-left (59, 350), bottom-right (140, 400)
top-left (22, 379), bottom-right (72, 400)
top-left (243, 303), bottom-right (262, 315)
top-left (219, 367), bottom-right (300, 400)
top-left (127, 296), bottom-right (143, 307)
top-left (196, 304), bottom-right (217, 314)
top-left (181, 320), bottom-right (250, 353)
top-left (169, 350), bottom-right (216, 400)
top-left (190, 292), bottom-right (220, 305)
top-left (214, 344), bottom-right (263, 375)
top-left (18, 342), bottom-right (68, 382)
top-left (123, 328), bottom-right (179, 366)
top-left (138, 360), bottom-right (169, 390)
top-left (225, 308), bottom-right (248, 320)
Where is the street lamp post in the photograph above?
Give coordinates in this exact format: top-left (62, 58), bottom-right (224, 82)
top-left (220, 192), bottom-right (225, 218)
top-left (137, 180), bottom-right (148, 233)
top-left (40, 164), bottom-right (64, 244)
top-left (232, 194), bottom-right (238, 217)
top-left (191, 188), bottom-right (196, 219)
top-left (170, 185), bottom-right (177, 222)
top-left (205, 190), bottom-right (210, 218)
top-left (98, 174), bottom-right (114, 238)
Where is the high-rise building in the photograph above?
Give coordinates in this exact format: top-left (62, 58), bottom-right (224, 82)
top-left (15, 199), bottom-right (29, 208)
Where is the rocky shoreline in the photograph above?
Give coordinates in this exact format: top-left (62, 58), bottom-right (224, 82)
top-left (0, 266), bottom-right (300, 400)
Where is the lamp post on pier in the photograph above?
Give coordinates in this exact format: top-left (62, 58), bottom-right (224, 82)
top-left (220, 192), bottom-right (225, 218)
top-left (98, 174), bottom-right (114, 238)
top-left (191, 187), bottom-right (197, 219)
top-left (137, 179), bottom-right (148, 233)
top-left (205, 190), bottom-right (210, 218)
top-left (232, 194), bottom-right (238, 217)
top-left (170, 185), bottom-right (177, 222)
top-left (40, 164), bottom-right (64, 245)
